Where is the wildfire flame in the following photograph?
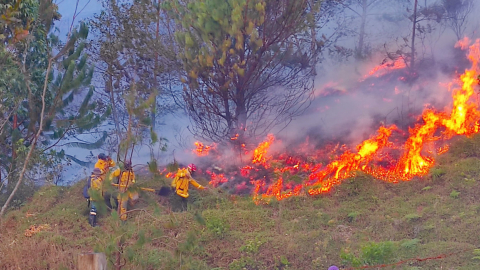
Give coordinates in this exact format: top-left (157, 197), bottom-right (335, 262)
top-left (193, 141), bottom-right (217, 156)
top-left (191, 38), bottom-right (480, 205)
top-left (252, 134), bottom-right (275, 167)
top-left (363, 57), bottom-right (407, 80)
top-left (208, 172), bottom-right (229, 187)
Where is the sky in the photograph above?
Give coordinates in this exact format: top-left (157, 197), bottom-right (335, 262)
top-left (56, 0), bottom-right (100, 38)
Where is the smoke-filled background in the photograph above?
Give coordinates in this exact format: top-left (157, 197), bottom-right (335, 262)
top-left (48, 0), bottom-right (480, 186)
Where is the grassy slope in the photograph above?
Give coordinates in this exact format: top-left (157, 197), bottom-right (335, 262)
top-left (2, 136), bottom-right (480, 269)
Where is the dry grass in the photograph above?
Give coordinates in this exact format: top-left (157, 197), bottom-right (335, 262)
top-left (2, 136), bottom-right (480, 269)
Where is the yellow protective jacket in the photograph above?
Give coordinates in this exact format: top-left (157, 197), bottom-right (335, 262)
top-left (110, 167), bottom-right (121, 181)
top-left (95, 158), bottom-right (116, 174)
top-left (171, 168), bottom-right (204, 198)
top-left (89, 174), bottom-right (105, 199)
top-left (118, 171), bottom-right (135, 192)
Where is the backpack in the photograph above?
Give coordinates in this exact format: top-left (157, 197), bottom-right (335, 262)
top-left (82, 176), bottom-right (92, 199)
top-left (177, 168), bottom-right (188, 178)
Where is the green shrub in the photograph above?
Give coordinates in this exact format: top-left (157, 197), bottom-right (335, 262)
top-left (430, 168), bottom-right (446, 180)
top-left (347, 211), bottom-right (360, 222)
top-left (341, 241), bottom-right (397, 267)
top-left (400, 238), bottom-right (420, 251)
top-left (205, 215), bottom-right (230, 238)
top-left (361, 241), bottom-right (396, 265)
top-left (240, 237), bottom-right (265, 254)
top-left (450, 190), bottom-right (460, 199)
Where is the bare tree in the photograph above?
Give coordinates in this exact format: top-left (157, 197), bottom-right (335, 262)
top-left (407, 0), bottom-right (444, 71)
top-left (442, 0), bottom-right (474, 40)
top-left (335, 0), bottom-right (384, 59)
top-left (165, 0), bottom-right (320, 144)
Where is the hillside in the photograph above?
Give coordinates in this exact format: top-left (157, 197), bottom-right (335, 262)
top-left (2, 136), bottom-right (480, 269)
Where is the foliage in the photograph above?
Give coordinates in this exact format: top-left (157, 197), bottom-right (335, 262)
top-left (163, 0), bottom-right (320, 143)
top-left (205, 214), bottom-right (230, 238)
top-left (0, 0), bottom-right (104, 208)
top-left (88, 0), bottom-right (175, 163)
top-left (240, 237), bottom-right (265, 254)
top-left (450, 189), bottom-right (460, 198)
top-left (341, 241), bottom-right (397, 267)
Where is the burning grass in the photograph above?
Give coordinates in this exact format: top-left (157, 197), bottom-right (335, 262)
top-left (181, 38), bottom-right (480, 207)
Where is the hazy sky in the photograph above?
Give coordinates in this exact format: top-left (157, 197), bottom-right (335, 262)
top-left (56, 0), bottom-right (100, 37)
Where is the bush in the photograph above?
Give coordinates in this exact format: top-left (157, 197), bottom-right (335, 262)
top-left (341, 241), bottom-right (397, 267)
top-left (205, 215), bottom-right (230, 238)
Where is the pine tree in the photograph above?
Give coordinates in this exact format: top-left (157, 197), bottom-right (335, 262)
top-left (0, 0), bottom-right (108, 206)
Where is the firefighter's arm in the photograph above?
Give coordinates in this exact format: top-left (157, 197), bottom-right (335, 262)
top-left (131, 172), bottom-right (136, 183)
top-left (189, 178), bottom-right (205, 190)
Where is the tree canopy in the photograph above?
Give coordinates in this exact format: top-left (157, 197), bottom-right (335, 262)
top-left (163, 0), bottom-right (320, 144)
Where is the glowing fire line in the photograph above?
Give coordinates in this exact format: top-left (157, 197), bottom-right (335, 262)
top-left (192, 38), bottom-right (480, 204)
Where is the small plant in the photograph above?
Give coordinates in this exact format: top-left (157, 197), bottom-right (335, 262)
top-left (400, 238), bottom-right (420, 251)
top-left (275, 255), bottom-right (290, 269)
top-left (205, 215), bottom-right (230, 238)
top-left (472, 249), bottom-right (480, 260)
top-left (450, 190), bottom-right (460, 199)
top-left (340, 249), bottom-right (362, 267)
top-left (341, 241), bottom-right (397, 267)
top-left (404, 213), bottom-right (422, 222)
top-left (430, 168), bottom-right (446, 180)
top-left (422, 186), bottom-right (432, 191)
top-left (347, 211), bottom-right (360, 222)
top-left (240, 237), bottom-right (265, 254)
top-left (228, 257), bottom-right (257, 270)
top-left (361, 241), bottom-right (396, 266)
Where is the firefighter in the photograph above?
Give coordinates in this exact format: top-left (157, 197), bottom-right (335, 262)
top-left (170, 163), bottom-right (207, 211)
top-left (95, 153), bottom-right (116, 174)
top-left (88, 168), bottom-right (105, 226)
top-left (117, 161), bottom-right (138, 221)
top-left (95, 153), bottom-right (120, 182)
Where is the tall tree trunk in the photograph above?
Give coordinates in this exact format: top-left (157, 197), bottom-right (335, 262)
top-left (105, 15), bottom-right (122, 160)
top-left (108, 68), bottom-right (122, 150)
top-left (357, 0), bottom-right (368, 59)
top-left (152, 1), bottom-right (160, 132)
top-left (235, 92), bottom-right (247, 145)
top-left (12, 114), bottom-right (17, 160)
top-left (410, 0), bottom-right (418, 72)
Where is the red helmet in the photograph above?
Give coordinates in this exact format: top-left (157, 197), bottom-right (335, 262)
top-left (187, 163), bottom-right (197, 172)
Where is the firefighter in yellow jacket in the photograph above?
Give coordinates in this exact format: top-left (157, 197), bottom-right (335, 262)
top-left (95, 153), bottom-right (116, 174)
top-left (171, 163), bottom-right (207, 211)
top-left (95, 153), bottom-right (120, 181)
top-left (117, 161), bottom-right (139, 221)
top-left (88, 168), bottom-right (105, 226)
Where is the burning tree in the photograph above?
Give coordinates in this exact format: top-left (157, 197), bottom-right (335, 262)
top-left (163, 0), bottom-right (320, 144)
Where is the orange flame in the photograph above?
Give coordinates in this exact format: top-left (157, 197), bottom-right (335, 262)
top-left (199, 38), bottom-right (480, 205)
top-left (362, 57), bottom-right (407, 80)
top-left (193, 141), bottom-right (217, 156)
top-left (208, 172), bottom-right (229, 187)
top-left (252, 37), bottom-right (480, 203)
top-left (252, 134), bottom-right (275, 167)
